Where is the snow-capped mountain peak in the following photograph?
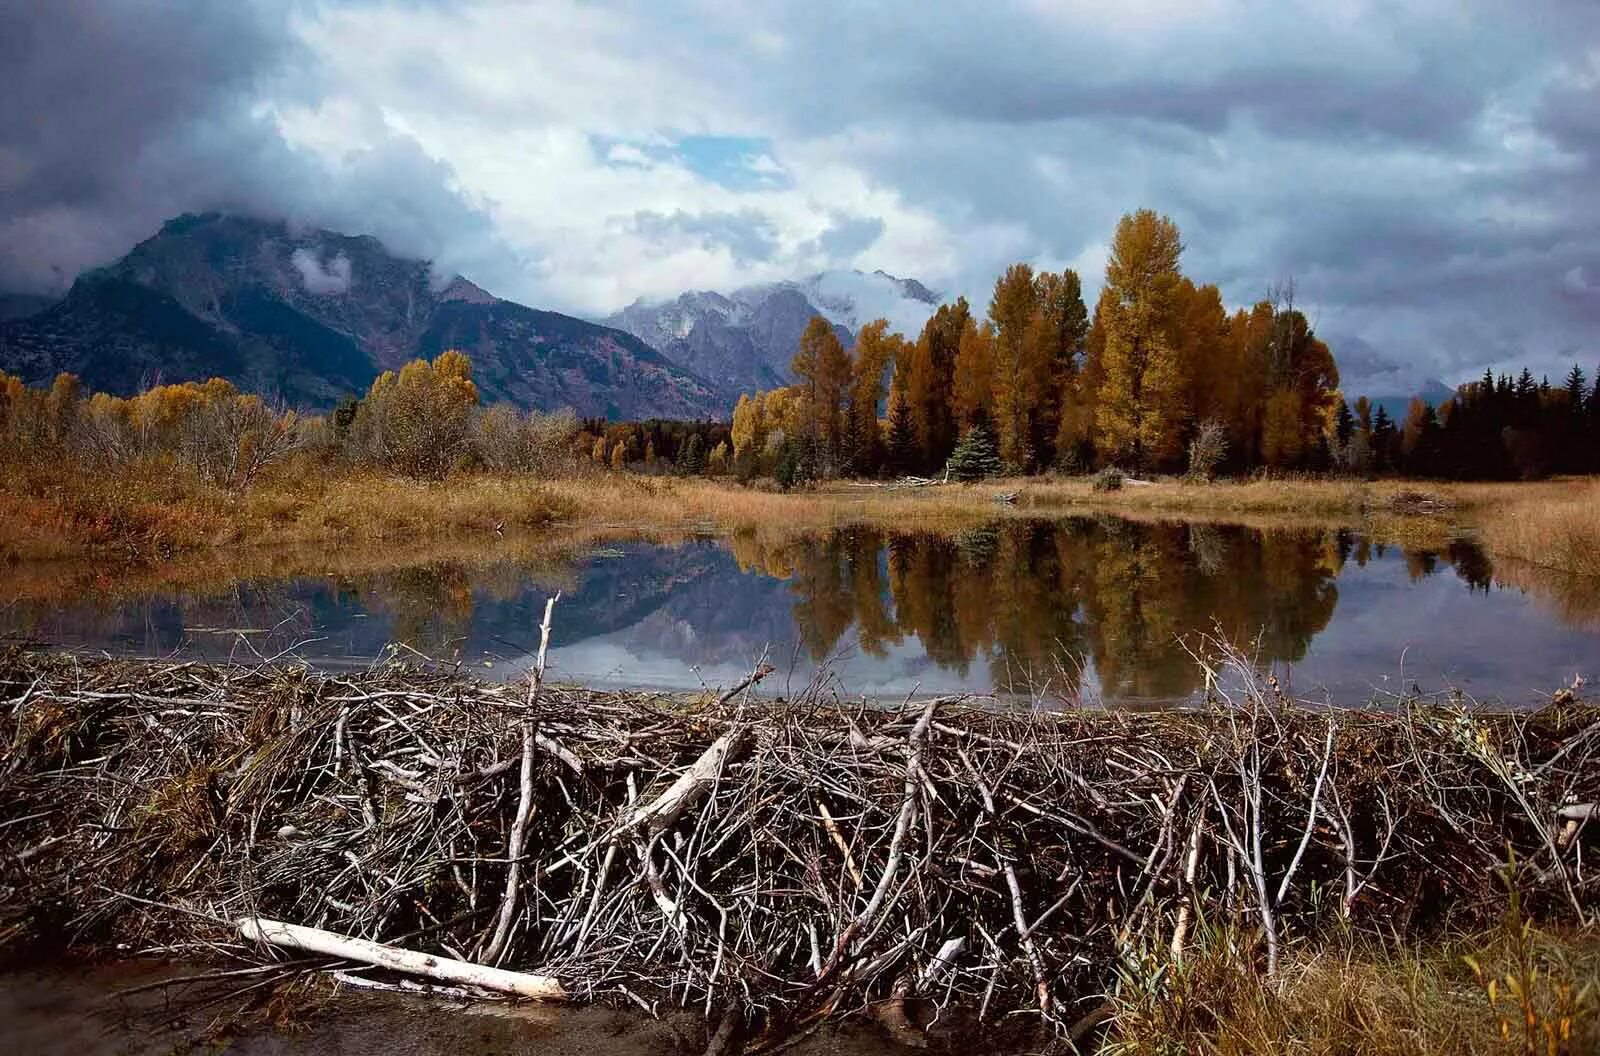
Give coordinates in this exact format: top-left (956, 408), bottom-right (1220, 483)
top-left (602, 270), bottom-right (941, 406)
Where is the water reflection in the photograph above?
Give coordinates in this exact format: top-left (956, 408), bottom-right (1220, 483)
top-left (726, 520), bottom-right (1345, 699)
top-left (4, 517), bottom-right (1596, 705)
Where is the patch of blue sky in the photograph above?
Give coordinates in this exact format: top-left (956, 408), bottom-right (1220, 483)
top-left (591, 133), bottom-right (791, 189)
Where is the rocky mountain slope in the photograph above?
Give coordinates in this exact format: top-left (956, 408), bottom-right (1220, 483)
top-left (603, 270), bottom-right (940, 400)
top-left (0, 214), bottom-right (722, 418)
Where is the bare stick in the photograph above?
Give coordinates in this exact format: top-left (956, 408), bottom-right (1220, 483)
top-left (481, 593), bottom-right (558, 965)
top-left (621, 726), bottom-right (753, 837)
top-left (818, 698), bottom-right (937, 981)
top-left (1276, 716), bottom-right (1336, 905)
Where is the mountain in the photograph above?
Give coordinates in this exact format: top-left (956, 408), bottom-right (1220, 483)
top-left (603, 269), bottom-right (941, 401)
top-left (1334, 338), bottom-right (1458, 419)
top-left (0, 213), bottom-right (722, 418)
top-left (0, 293), bottom-right (56, 322)
top-left (1366, 379), bottom-right (1457, 422)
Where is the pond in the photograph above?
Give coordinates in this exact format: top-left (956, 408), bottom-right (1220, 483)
top-left (4, 516), bottom-right (1596, 706)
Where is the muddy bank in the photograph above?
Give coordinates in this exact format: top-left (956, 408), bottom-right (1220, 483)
top-left (2, 961), bottom-right (902, 1056)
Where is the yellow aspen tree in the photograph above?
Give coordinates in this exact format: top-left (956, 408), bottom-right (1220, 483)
top-left (1095, 209), bottom-right (1187, 469)
top-left (951, 317), bottom-right (996, 428)
top-left (907, 298), bottom-right (969, 469)
top-left (791, 316), bottom-right (851, 474)
top-left (1261, 387), bottom-right (1304, 467)
top-left (848, 319), bottom-right (898, 472)
top-left (988, 263), bottom-right (1041, 468)
top-left (730, 393), bottom-right (762, 458)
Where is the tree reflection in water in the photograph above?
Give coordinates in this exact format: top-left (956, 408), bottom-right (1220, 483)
top-left (11, 515), bottom-right (1591, 704)
top-left (734, 518), bottom-right (1354, 700)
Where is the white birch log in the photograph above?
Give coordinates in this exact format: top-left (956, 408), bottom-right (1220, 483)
top-left (238, 916), bottom-right (567, 1000)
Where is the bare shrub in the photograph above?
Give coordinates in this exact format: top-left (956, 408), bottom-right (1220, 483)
top-left (1186, 419), bottom-right (1229, 481)
top-left (474, 404), bottom-right (581, 476)
top-left (1093, 465), bottom-right (1125, 492)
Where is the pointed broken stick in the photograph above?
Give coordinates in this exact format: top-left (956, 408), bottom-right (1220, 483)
top-left (237, 917), bottom-right (567, 1000)
top-left (621, 724), bottom-right (754, 836)
top-left (611, 662), bottom-right (772, 838)
top-left (481, 592), bottom-right (559, 965)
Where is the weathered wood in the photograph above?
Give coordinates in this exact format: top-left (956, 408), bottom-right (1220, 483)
top-left (238, 917), bottom-right (567, 1000)
top-left (622, 725), bottom-right (753, 836)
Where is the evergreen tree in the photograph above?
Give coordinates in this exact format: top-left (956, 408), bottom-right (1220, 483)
top-left (1335, 399), bottom-right (1354, 450)
top-left (885, 394), bottom-right (920, 477)
top-left (1372, 405), bottom-right (1396, 472)
top-left (678, 432), bottom-right (705, 474)
top-left (1564, 365), bottom-right (1588, 419)
top-left (944, 420), bottom-right (1003, 481)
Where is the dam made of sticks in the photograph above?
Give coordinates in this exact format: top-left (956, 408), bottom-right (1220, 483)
top-left (1, 643), bottom-right (1595, 1050)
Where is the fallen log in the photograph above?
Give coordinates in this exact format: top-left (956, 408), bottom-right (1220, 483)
top-left (237, 916), bottom-right (568, 1000)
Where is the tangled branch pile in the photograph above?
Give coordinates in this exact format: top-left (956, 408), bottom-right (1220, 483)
top-left (1, 644), bottom-right (1594, 1050)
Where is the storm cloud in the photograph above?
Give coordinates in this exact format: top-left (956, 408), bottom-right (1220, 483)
top-left (2, 0), bottom-right (1598, 392)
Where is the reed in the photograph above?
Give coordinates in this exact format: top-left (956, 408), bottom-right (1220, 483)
top-left (1476, 479), bottom-right (1600, 579)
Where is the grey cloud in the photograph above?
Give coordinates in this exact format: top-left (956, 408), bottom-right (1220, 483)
top-left (3, 0), bottom-right (1599, 388)
top-left (809, 213), bottom-right (885, 262)
top-left (0, 0), bottom-right (519, 297)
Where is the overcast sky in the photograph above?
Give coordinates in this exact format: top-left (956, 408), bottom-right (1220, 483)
top-left (3, 0), bottom-right (1598, 388)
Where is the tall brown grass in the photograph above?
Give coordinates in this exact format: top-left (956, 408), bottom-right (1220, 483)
top-left (4, 454), bottom-right (1598, 579)
top-left (1106, 919), bottom-right (1598, 1055)
top-left (1476, 479), bottom-right (1600, 579)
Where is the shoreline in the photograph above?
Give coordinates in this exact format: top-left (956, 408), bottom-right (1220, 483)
top-left (3, 648), bottom-right (1594, 1051)
top-left (4, 465), bottom-right (1598, 572)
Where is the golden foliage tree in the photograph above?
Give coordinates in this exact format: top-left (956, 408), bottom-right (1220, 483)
top-left (989, 263), bottom-right (1042, 468)
top-left (351, 350), bottom-right (480, 479)
top-left (730, 393), bottom-right (761, 458)
top-left (847, 319), bottom-right (899, 473)
top-left (905, 298), bottom-right (970, 471)
top-left (791, 316), bottom-right (852, 474)
top-left (951, 317), bottom-right (996, 430)
top-left (1096, 209), bottom-right (1189, 469)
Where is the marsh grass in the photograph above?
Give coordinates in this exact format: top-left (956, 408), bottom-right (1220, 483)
top-left (1477, 479), bottom-right (1600, 579)
top-left (3, 454), bottom-right (1598, 578)
top-left (1106, 916), bottom-right (1599, 1056)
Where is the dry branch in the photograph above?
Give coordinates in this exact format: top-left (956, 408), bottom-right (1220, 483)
top-left (0, 642), bottom-right (1593, 1043)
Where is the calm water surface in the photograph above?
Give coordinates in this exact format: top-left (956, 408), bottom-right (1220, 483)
top-left (5, 517), bottom-right (1596, 705)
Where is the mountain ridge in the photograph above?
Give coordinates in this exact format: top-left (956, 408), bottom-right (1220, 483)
top-left (602, 270), bottom-right (940, 400)
top-left (0, 213), bottom-right (723, 419)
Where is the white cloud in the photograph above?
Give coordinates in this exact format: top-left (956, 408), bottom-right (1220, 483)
top-left (290, 247), bottom-right (352, 294)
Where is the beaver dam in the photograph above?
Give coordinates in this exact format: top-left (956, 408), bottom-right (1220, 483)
top-left (1, 636), bottom-right (1596, 1053)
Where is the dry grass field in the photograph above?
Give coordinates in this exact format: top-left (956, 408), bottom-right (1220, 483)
top-left (2, 458), bottom-right (1597, 578)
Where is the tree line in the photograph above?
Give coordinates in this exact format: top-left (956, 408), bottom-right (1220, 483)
top-left (731, 209), bottom-right (1344, 480)
top-left (1362, 366), bottom-right (1600, 480)
top-left (0, 352), bottom-right (740, 488)
top-left (8, 213), bottom-right (1598, 491)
